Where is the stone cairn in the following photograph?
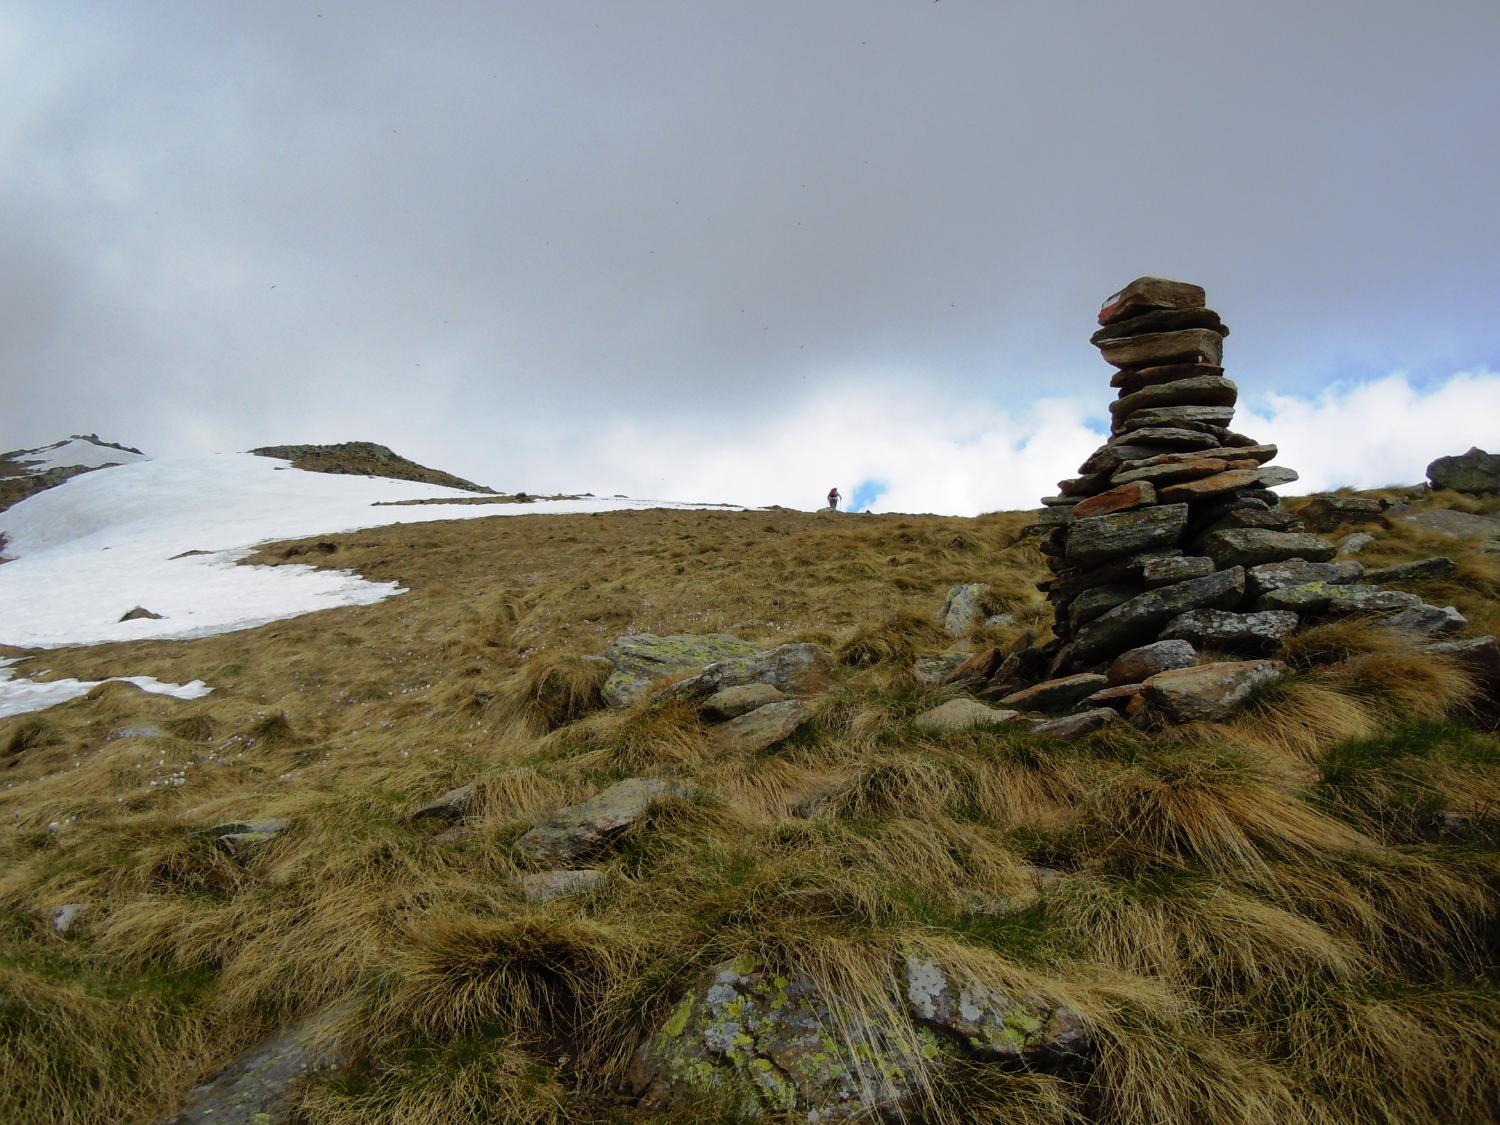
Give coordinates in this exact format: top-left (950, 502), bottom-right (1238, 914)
top-left (984, 276), bottom-right (1477, 725)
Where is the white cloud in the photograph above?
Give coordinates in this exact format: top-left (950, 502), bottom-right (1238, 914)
top-left (570, 368), bottom-right (1500, 515)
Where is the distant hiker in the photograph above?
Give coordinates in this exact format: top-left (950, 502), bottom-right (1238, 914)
top-left (827, 487), bottom-right (841, 511)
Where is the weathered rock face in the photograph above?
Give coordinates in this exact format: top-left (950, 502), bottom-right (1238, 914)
top-left (1427, 447), bottom-right (1500, 493)
top-left (913, 698), bottom-right (1022, 734)
top-left (515, 778), bottom-right (690, 867)
top-left (1107, 639), bottom-right (1198, 685)
top-left (1066, 504), bottom-right (1189, 567)
top-left (1199, 529), bottom-right (1336, 569)
top-left (602, 634), bottom-right (759, 706)
top-left (711, 700), bottom-right (811, 753)
top-left (701, 683), bottom-right (788, 720)
top-left (940, 582), bottom-right (994, 636)
top-left (1143, 660), bottom-right (1288, 722)
top-left (1395, 509), bottom-right (1500, 541)
top-left (666, 643), bottom-right (835, 702)
top-left (1297, 495), bottom-right (1386, 532)
top-left (1160, 609), bottom-right (1299, 653)
top-left (627, 955), bottom-right (1089, 1121)
top-left (1070, 568), bottom-right (1246, 664)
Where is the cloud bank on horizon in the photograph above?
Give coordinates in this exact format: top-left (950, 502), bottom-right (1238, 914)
top-left (2, 2), bottom-right (1496, 514)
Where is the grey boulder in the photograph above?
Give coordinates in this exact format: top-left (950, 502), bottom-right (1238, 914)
top-left (515, 778), bottom-right (690, 867)
top-left (1160, 609), bottom-right (1300, 653)
top-left (1427, 447), bottom-right (1500, 493)
top-left (1070, 567), bottom-right (1245, 664)
top-left (602, 633), bottom-right (759, 707)
top-left (1143, 660), bottom-right (1288, 722)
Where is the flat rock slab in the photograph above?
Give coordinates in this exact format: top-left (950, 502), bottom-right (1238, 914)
top-left (1427, 447), bottom-right (1500, 493)
top-left (1098, 328), bottom-right (1225, 369)
top-left (1122, 426), bottom-right (1224, 450)
top-left (1377, 604), bottom-right (1466, 635)
top-left (515, 778), bottom-right (691, 867)
top-left (1159, 468), bottom-right (1264, 503)
top-left (1082, 683), bottom-right (1145, 710)
top-left (1091, 306), bottom-right (1226, 343)
top-left (1142, 556), bottom-right (1215, 588)
top-left (602, 633), bottom-right (758, 707)
top-left (1160, 609), bottom-right (1300, 653)
top-left (1108, 638), bottom-right (1198, 685)
top-left (1031, 707), bottom-right (1120, 738)
top-left (1071, 568), bottom-right (1245, 664)
top-left (1396, 509), bottom-right (1500, 540)
top-left (1110, 376), bottom-right (1238, 421)
top-left (1116, 404), bottom-right (1234, 433)
top-left (1258, 582), bottom-right (1421, 616)
top-left (701, 682), bottom-right (788, 720)
top-left (1256, 466), bottom-right (1300, 488)
top-left (913, 698), bottom-right (1022, 734)
top-left (1114, 457), bottom-right (1231, 487)
top-left (1422, 634), bottom-right (1500, 682)
top-left (1066, 504), bottom-right (1188, 568)
top-left (1073, 481), bottom-right (1157, 520)
top-left (1298, 495), bottom-right (1386, 532)
top-left (1069, 583), bottom-right (1144, 630)
top-left (198, 818), bottom-right (290, 856)
top-left (520, 868), bottom-right (609, 904)
top-left (1143, 660), bottom-right (1288, 722)
top-left (1362, 556), bottom-right (1456, 583)
top-left (1200, 529), bottom-right (1336, 569)
top-left (712, 699), bottom-right (811, 753)
top-left (1001, 673), bottom-right (1109, 712)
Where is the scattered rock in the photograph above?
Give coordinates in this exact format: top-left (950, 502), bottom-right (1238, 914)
top-left (119, 606), bottom-right (164, 621)
top-left (667, 643), bottom-right (834, 701)
top-left (903, 955), bottom-right (1091, 1062)
top-left (1113, 457), bottom-right (1232, 488)
top-left (1000, 673), bottom-right (1109, 712)
top-left (712, 700), bottom-right (811, 754)
top-left (1082, 683), bottom-right (1144, 710)
top-left (1376, 604), bottom-right (1466, 635)
top-left (913, 699), bottom-right (1022, 735)
top-left (701, 683), bottom-right (788, 720)
top-left (915, 651), bottom-right (972, 686)
top-left (1031, 708), bottom-right (1120, 738)
top-left (1199, 528), bottom-right (1336, 568)
top-left (106, 724), bottom-right (168, 742)
top-left (1427, 447), bottom-right (1500, 493)
top-left (1142, 660), bottom-right (1288, 722)
top-left (602, 633), bottom-right (759, 707)
top-left (1107, 639), bottom-right (1198, 685)
top-left (167, 1005), bottom-right (349, 1124)
top-left (1160, 609), bottom-right (1299, 653)
top-left (198, 818), bottom-right (290, 855)
top-left (519, 868), bottom-right (609, 904)
top-left (939, 647), bottom-right (1003, 687)
top-left (1336, 532), bottom-right (1375, 557)
top-left (408, 783), bottom-right (475, 823)
top-left (50, 903), bottom-right (86, 935)
top-left (515, 778), bottom-right (691, 867)
top-left (1395, 509), bottom-right (1500, 541)
top-left (940, 583), bottom-right (994, 637)
top-left (1362, 556), bottom-right (1457, 583)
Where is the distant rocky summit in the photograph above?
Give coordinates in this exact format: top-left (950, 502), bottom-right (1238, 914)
top-left (0, 434), bottom-right (148, 515)
top-left (1427, 447), bottom-right (1500, 494)
top-left (249, 441), bottom-right (496, 494)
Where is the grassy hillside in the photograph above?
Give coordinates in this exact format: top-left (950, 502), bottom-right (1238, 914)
top-left (1, 492), bottom-right (1497, 1123)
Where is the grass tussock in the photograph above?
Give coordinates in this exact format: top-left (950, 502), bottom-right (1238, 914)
top-left (2, 498), bottom-right (1498, 1121)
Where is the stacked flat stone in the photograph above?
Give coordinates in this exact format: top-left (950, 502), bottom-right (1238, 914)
top-left (1034, 277), bottom-right (1331, 674)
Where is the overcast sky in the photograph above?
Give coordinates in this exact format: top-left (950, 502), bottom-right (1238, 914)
top-left (3, 1), bottom-right (1497, 513)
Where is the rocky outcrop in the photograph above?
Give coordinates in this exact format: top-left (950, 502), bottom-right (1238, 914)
top-left (601, 634), bottom-right (760, 707)
top-left (1427, 447), bottom-right (1500, 494)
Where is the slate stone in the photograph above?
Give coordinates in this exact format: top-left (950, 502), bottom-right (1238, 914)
top-left (1395, 509), bottom-right (1500, 540)
top-left (1031, 708), bottom-right (1120, 738)
top-left (1098, 277), bottom-right (1207, 324)
top-left (1158, 468), bottom-right (1265, 503)
top-left (1426, 447), bottom-right (1500, 493)
top-left (1206, 506), bottom-right (1301, 533)
top-left (1199, 529), bottom-right (1336, 568)
top-left (1110, 362), bottom-right (1226, 395)
top-left (1078, 442), bottom-right (1167, 475)
top-left (665, 643), bottom-right (834, 701)
top-left (1376, 604), bottom-right (1466, 635)
top-left (1113, 458), bottom-right (1231, 487)
top-left (1160, 609), bottom-right (1300, 653)
top-left (913, 699), bottom-right (1022, 734)
top-left (1070, 568), bottom-right (1246, 664)
top-left (1256, 583), bottom-right (1420, 615)
top-left (1069, 584), bottom-right (1145, 629)
top-left (701, 683), bottom-right (788, 721)
top-left (1001, 673), bottom-right (1110, 712)
top-left (712, 700), bottom-right (812, 753)
top-left (516, 778), bottom-right (691, 867)
top-left (1298, 496), bottom-right (1386, 532)
top-left (1110, 376), bottom-right (1238, 422)
top-left (1107, 639), bottom-right (1198, 685)
top-left (1121, 427), bottom-right (1225, 450)
top-left (1141, 556), bottom-right (1215, 588)
top-left (1255, 466), bottom-right (1300, 488)
top-left (1090, 306), bottom-right (1227, 343)
top-left (1065, 504), bottom-right (1189, 568)
top-left (1082, 683), bottom-right (1145, 710)
top-left (602, 633), bottom-right (759, 707)
top-left (1058, 473), bottom-right (1113, 497)
top-left (1142, 660), bottom-right (1288, 722)
top-left (1114, 406), bottom-right (1236, 437)
top-left (1073, 480), bottom-right (1157, 520)
top-left (1099, 328), bottom-right (1225, 370)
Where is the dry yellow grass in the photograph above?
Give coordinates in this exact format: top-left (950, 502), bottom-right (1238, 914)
top-left (0, 499), bottom-right (1497, 1122)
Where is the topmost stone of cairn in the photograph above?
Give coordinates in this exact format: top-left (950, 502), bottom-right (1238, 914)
top-left (1097, 276), bottom-right (1208, 325)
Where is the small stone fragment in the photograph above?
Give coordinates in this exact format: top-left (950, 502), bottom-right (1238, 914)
top-left (712, 700), bottom-right (812, 753)
top-left (120, 606), bottom-right (164, 621)
top-left (51, 904), bottom-right (86, 935)
top-left (516, 778), bottom-right (691, 867)
top-left (1082, 683), bottom-right (1144, 710)
top-left (408, 783), bottom-right (475, 823)
top-left (1336, 532), bottom-right (1375, 557)
top-left (1098, 277), bottom-right (1207, 323)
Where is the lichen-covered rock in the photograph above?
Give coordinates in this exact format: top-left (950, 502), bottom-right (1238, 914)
top-left (1068, 583), bottom-right (1144, 629)
top-left (1107, 638), bottom-right (1198, 685)
top-left (1070, 567), bottom-right (1245, 665)
top-left (198, 818), bottom-right (290, 856)
top-left (1336, 532), bottom-right (1375, 557)
top-left (712, 700), bottom-right (812, 754)
top-left (1245, 558), bottom-right (1364, 598)
top-left (940, 583), bottom-right (994, 637)
top-left (1297, 495), bottom-right (1386, 532)
top-left (913, 652), bottom-right (971, 686)
top-left (515, 778), bottom-right (690, 867)
top-left (1141, 555), bottom-right (1214, 588)
top-left (1159, 609), bottom-right (1299, 653)
top-left (1257, 582), bottom-right (1421, 616)
top-left (1377, 603), bottom-right (1466, 635)
top-left (1066, 504), bottom-right (1189, 568)
top-left (1143, 660), bottom-right (1288, 722)
top-left (912, 699), bottom-right (1021, 735)
top-left (602, 633), bottom-right (759, 707)
top-left (903, 955), bottom-right (1090, 1062)
top-left (626, 957), bottom-right (919, 1121)
top-left (1362, 556), bottom-right (1457, 583)
top-left (701, 683), bottom-right (788, 721)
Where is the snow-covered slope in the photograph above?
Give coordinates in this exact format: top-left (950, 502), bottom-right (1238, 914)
top-left (3, 435), bottom-right (148, 473)
top-left (0, 453), bottom-right (725, 649)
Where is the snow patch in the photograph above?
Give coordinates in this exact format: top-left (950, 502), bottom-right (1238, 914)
top-left (0, 452), bottom-right (730, 648)
top-left (0, 657), bottom-right (211, 719)
top-left (7, 437), bottom-right (149, 474)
